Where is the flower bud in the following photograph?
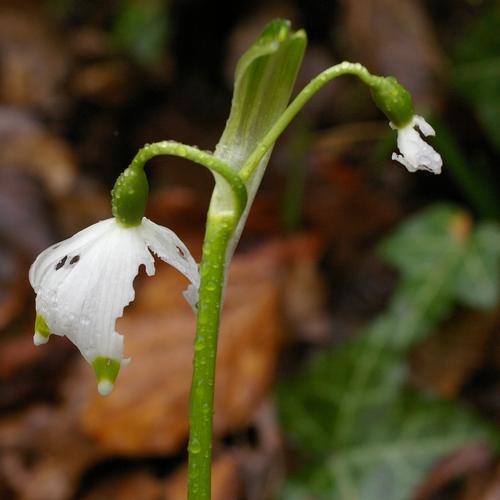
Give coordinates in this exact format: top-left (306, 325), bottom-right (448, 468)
top-left (111, 167), bottom-right (149, 227)
top-left (369, 76), bottom-right (414, 128)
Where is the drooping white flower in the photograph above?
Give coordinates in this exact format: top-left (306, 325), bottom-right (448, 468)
top-left (391, 115), bottom-right (442, 174)
top-left (29, 217), bottom-right (199, 396)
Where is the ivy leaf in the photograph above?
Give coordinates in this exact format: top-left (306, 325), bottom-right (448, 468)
top-left (278, 204), bottom-right (500, 499)
top-left (283, 390), bottom-right (497, 500)
top-left (279, 341), bottom-right (405, 455)
top-left (378, 204), bottom-right (468, 281)
top-left (453, 222), bottom-right (500, 309)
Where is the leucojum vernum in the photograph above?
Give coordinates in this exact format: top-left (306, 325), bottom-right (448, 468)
top-left (29, 20), bottom-right (442, 500)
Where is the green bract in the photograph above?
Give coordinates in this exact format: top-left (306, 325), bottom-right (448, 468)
top-left (216, 19), bottom-right (306, 168)
top-left (111, 166), bottom-right (149, 227)
top-left (369, 76), bottom-right (415, 128)
top-left (212, 19), bottom-right (307, 213)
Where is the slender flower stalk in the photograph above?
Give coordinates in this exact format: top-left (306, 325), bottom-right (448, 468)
top-left (238, 62), bottom-right (438, 182)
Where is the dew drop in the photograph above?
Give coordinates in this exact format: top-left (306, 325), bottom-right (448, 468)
top-left (189, 438), bottom-right (201, 454)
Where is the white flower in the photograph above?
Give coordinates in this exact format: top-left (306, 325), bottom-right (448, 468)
top-left (29, 217), bottom-right (199, 396)
top-left (391, 115), bottom-right (442, 174)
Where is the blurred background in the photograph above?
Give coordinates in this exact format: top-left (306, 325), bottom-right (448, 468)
top-left (0, 0), bottom-right (499, 499)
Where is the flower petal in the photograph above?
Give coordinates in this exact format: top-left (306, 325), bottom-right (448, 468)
top-left (413, 115), bottom-right (435, 137)
top-left (29, 216), bottom-right (199, 395)
top-left (31, 219), bottom-right (153, 363)
top-left (29, 219), bottom-right (115, 292)
top-left (138, 217), bottom-right (200, 308)
top-left (392, 116), bottom-right (442, 175)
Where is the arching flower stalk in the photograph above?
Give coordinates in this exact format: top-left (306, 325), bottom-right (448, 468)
top-left (29, 142), bottom-right (246, 396)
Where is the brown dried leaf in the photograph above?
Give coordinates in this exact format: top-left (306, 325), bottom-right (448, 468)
top-left (410, 308), bottom-right (499, 398)
top-left (341, 0), bottom-right (445, 107)
top-left (0, 331), bottom-right (74, 409)
top-left (0, 108), bottom-right (77, 198)
top-left (460, 463), bottom-right (500, 500)
top-left (414, 443), bottom-right (493, 500)
top-left (278, 234), bottom-right (331, 342)
top-left (81, 470), bottom-right (164, 500)
top-left (306, 158), bottom-right (402, 268)
top-left (53, 178), bottom-right (111, 238)
top-left (70, 61), bottom-right (137, 105)
top-left (0, 7), bottom-right (69, 115)
top-left (232, 399), bottom-right (286, 500)
top-left (0, 404), bottom-right (98, 500)
top-left (0, 247), bottom-right (28, 330)
top-left (0, 167), bottom-right (54, 255)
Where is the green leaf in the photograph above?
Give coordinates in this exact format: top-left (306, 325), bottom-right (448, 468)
top-left (453, 222), bottom-right (500, 309)
top-left (278, 204), bottom-right (500, 499)
top-left (215, 19), bottom-right (306, 174)
top-left (379, 204), bottom-right (468, 279)
top-left (283, 391), bottom-right (497, 500)
top-left (279, 341), bottom-right (405, 455)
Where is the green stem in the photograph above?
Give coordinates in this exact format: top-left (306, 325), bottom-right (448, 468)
top-left (239, 62), bottom-right (374, 182)
top-left (185, 63), bottom-right (375, 498)
top-left (187, 211), bottom-right (237, 499)
top-left (129, 140), bottom-right (248, 216)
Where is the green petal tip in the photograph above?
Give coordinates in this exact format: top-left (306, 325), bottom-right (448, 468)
top-left (92, 357), bottom-right (121, 396)
top-left (34, 313), bottom-right (50, 346)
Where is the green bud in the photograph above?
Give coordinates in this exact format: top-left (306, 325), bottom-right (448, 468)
top-left (111, 166), bottom-right (149, 227)
top-left (92, 356), bottom-right (121, 396)
top-left (369, 76), bottom-right (414, 128)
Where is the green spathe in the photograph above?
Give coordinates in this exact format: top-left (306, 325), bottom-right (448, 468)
top-left (215, 19), bottom-right (307, 175)
top-left (111, 166), bottom-right (149, 227)
top-left (92, 356), bottom-right (121, 396)
top-left (369, 76), bottom-right (415, 128)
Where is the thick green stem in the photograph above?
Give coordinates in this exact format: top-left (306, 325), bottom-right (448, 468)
top-left (188, 212), bottom-right (236, 499)
top-left (239, 62), bottom-right (375, 182)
